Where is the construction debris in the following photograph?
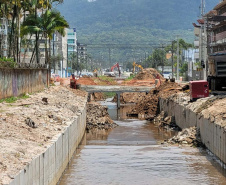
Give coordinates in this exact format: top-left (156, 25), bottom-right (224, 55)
top-left (153, 111), bottom-right (179, 130)
top-left (168, 127), bottom-right (203, 147)
top-left (25, 117), bottom-right (37, 128)
top-left (86, 103), bottom-right (118, 130)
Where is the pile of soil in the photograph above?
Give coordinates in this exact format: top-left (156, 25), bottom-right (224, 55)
top-left (92, 92), bottom-right (105, 101)
top-left (134, 68), bottom-right (165, 81)
top-left (168, 127), bottom-right (202, 147)
top-left (127, 81), bottom-right (183, 120)
top-left (122, 68), bottom-right (165, 87)
top-left (77, 76), bottom-right (97, 85)
top-left (86, 103), bottom-right (117, 130)
top-left (113, 92), bottom-right (146, 104)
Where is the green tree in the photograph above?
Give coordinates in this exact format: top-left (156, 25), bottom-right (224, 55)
top-left (21, 9), bottom-right (69, 64)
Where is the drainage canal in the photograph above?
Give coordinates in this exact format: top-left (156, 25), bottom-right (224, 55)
top-left (59, 99), bottom-right (226, 185)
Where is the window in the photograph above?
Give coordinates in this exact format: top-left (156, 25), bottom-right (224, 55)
top-left (68, 33), bottom-right (75, 35)
top-left (68, 39), bottom-right (75, 44)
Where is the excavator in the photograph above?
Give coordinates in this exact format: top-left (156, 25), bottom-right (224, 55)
top-left (133, 62), bottom-right (143, 73)
top-left (111, 63), bottom-right (121, 77)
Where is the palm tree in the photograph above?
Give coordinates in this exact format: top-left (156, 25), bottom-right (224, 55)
top-left (21, 9), bottom-right (69, 64)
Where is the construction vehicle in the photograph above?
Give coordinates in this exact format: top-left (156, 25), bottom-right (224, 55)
top-left (110, 63), bottom-right (121, 77)
top-left (133, 62), bottom-right (143, 73)
top-left (93, 69), bottom-right (98, 77)
top-left (208, 55), bottom-right (226, 91)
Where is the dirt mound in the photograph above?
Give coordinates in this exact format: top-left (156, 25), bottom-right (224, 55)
top-left (77, 76), bottom-right (97, 85)
top-left (86, 103), bottom-right (117, 130)
top-left (134, 68), bottom-right (165, 81)
top-left (127, 81), bottom-right (183, 120)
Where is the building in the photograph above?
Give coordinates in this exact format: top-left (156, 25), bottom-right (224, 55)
top-left (206, 1), bottom-right (226, 90)
top-left (67, 28), bottom-right (77, 57)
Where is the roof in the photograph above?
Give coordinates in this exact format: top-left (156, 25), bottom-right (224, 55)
top-left (197, 19), bottom-right (204, 24)
top-left (214, 0), bottom-right (226, 10)
top-left (204, 10), bottom-right (217, 17)
top-left (192, 23), bottom-right (200, 27)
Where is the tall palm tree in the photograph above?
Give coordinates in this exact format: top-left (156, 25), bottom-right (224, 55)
top-left (21, 9), bottom-right (69, 64)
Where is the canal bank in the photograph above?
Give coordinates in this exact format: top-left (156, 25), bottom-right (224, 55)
top-left (59, 99), bottom-right (226, 185)
top-left (1, 86), bottom-right (87, 185)
top-left (159, 93), bottom-right (226, 167)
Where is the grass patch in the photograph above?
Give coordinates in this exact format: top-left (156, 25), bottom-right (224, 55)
top-left (98, 76), bottom-right (115, 82)
top-left (125, 74), bottom-right (135, 81)
top-left (95, 76), bottom-right (117, 85)
top-left (0, 93), bottom-right (30, 103)
top-left (104, 92), bottom-right (116, 98)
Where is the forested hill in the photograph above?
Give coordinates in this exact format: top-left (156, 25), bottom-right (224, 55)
top-left (56, 0), bottom-right (218, 63)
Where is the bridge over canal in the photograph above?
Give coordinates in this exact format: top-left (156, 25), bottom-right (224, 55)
top-left (80, 85), bottom-right (154, 108)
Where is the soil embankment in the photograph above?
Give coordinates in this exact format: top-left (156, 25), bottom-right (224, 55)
top-left (0, 86), bottom-right (87, 185)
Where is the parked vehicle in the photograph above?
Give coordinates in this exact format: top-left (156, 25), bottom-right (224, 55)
top-left (208, 55), bottom-right (226, 91)
top-left (51, 74), bottom-right (60, 82)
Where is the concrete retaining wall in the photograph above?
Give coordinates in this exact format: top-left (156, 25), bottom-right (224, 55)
top-left (160, 98), bottom-right (226, 165)
top-left (0, 68), bottom-right (48, 99)
top-left (9, 105), bottom-right (87, 185)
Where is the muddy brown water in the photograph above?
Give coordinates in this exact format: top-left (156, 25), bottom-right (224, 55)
top-left (59, 99), bottom-right (226, 185)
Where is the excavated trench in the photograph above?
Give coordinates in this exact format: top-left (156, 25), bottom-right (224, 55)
top-left (59, 95), bottom-right (226, 185)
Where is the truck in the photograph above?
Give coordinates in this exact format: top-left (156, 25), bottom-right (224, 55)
top-left (208, 54), bottom-right (226, 91)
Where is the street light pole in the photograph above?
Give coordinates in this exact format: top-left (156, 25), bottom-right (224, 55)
top-left (66, 43), bottom-right (68, 77)
top-left (77, 42), bottom-right (79, 75)
top-left (177, 36), bottom-right (179, 81)
top-left (171, 41), bottom-right (174, 79)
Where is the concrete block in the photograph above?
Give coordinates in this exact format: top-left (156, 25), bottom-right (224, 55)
top-left (62, 128), bottom-right (69, 170)
top-left (32, 157), bottom-right (40, 185)
top-left (27, 161), bottom-right (33, 185)
top-left (48, 144), bottom-right (56, 185)
top-left (55, 134), bottom-right (63, 181)
top-left (223, 128), bottom-right (226, 164)
top-left (39, 154), bottom-right (44, 185)
top-left (43, 147), bottom-right (49, 185)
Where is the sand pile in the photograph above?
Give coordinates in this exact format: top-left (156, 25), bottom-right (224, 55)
top-left (134, 68), bottom-right (165, 81)
top-left (127, 81), bottom-right (183, 120)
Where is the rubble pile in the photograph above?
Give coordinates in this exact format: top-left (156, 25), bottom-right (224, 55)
top-left (86, 103), bottom-right (117, 130)
top-left (168, 127), bottom-right (202, 146)
top-left (153, 111), bottom-right (179, 130)
top-left (127, 81), bottom-right (183, 120)
top-left (134, 68), bottom-right (165, 81)
top-left (113, 92), bottom-right (146, 104)
top-left (93, 92), bottom-right (105, 101)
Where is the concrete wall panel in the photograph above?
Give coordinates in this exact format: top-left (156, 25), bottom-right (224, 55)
top-left (0, 69), bottom-right (47, 99)
top-left (160, 97), bottom-right (226, 166)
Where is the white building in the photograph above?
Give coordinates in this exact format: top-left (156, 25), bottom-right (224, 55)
top-left (67, 28), bottom-right (77, 56)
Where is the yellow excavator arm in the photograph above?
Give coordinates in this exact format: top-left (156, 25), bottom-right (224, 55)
top-left (133, 62), bottom-right (143, 72)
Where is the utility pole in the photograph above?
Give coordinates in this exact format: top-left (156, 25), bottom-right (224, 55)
top-left (77, 42), bottom-right (79, 75)
top-left (108, 48), bottom-right (111, 67)
top-left (200, 0), bottom-right (207, 80)
top-left (161, 44), bottom-right (164, 75)
top-left (171, 41), bottom-right (174, 79)
top-left (66, 44), bottom-right (68, 77)
top-left (177, 36), bottom-right (179, 81)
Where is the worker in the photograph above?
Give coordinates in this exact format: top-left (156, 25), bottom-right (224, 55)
top-left (155, 74), bottom-right (161, 86)
top-left (70, 74), bottom-right (77, 89)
